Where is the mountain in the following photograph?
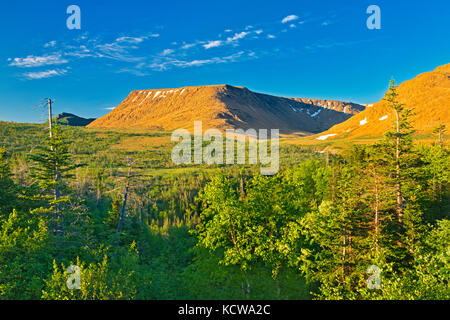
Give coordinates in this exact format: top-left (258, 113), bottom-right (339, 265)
top-left (55, 113), bottom-right (96, 127)
top-left (315, 64), bottom-right (450, 141)
top-left (88, 85), bottom-right (363, 134)
top-left (290, 98), bottom-right (365, 115)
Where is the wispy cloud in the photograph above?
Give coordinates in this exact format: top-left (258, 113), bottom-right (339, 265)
top-left (8, 53), bottom-right (68, 68)
top-left (161, 48), bottom-right (175, 56)
top-left (93, 41), bottom-right (144, 62)
top-left (203, 40), bottom-right (223, 49)
top-left (44, 41), bottom-right (56, 48)
top-left (181, 42), bottom-right (198, 49)
top-left (226, 31), bottom-right (249, 43)
top-left (115, 36), bottom-right (145, 44)
top-left (282, 15), bottom-right (299, 24)
top-left (149, 50), bottom-right (251, 71)
top-left (115, 33), bottom-right (159, 44)
top-left (23, 69), bottom-right (67, 80)
top-left (8, 15), bottom-right (306, 79)
top-left (305, 39), bottom-right (370, 51)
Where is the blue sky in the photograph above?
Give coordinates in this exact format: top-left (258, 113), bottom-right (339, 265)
top-left (0, 0), bottom-right (449, 123)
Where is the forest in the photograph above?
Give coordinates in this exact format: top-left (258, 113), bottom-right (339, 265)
top-left (0, 84), bottom-right (448, 300)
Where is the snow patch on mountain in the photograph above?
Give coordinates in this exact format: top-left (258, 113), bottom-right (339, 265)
top-left (317, 133), bottom-right (337, 141)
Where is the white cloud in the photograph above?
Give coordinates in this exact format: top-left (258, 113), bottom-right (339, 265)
top-left (44, 41), bottom-right (57, 48)
top-left (115, 36), bottom-right (145, 44)
top-left (9, 54), bottom-right (68, 68)
top-left (203, 40), bottom-right (223, 49)
top-left (116, 68), bottom-right (149, 76)
top-left (282, 15), bottom-right (299, 24)
top-left (224, 29), bottom-right (232, 33)
top-left (289, 24), bottom-right (296, 28)
top-left (255, 30), bottom-right (263, 34)
top-left (226, 31), bottom-right (249, 43)
top-left (93, 42), bottom-right (144, 62)
top-left (149, 51), bottom-right (249, 71)
top-left (115, 33), bottom-right (158, 43)
top-left (181, 42), bottom-right (197, 49)
top-left (23, 69), bottom-right (67, 80)
top-left (64, 45), bottom-right (92, 58)
top-left (161, 49), bottom-right (175, 56)
top-left (267, 34), bottom-right (276, 39)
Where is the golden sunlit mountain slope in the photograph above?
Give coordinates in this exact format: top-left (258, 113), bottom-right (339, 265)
top-left (314, 64), bottom-right (450, 141)
top-left (88, 85), bottom-right (363, 134)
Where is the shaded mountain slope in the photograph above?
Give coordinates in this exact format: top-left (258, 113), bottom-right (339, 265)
top-left (55, 113), bottom-right (96, 127)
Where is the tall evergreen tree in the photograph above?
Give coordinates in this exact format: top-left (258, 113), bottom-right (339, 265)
top-left (28, 123), bottom-right (83, 234)
top-left (383, 79), bottom-right (416, 225)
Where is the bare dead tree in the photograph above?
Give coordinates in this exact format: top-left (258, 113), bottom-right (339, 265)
top-left (115, 157), bottom-right (137, 247)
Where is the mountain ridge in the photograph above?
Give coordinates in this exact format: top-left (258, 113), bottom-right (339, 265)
top-left (88, 84), bottom-right (364, 134)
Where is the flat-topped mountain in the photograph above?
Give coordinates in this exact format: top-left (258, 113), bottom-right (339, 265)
top-left (315, 64), bottom-right (450, 141)
top-left (88, 85), bottom-right (363, 134)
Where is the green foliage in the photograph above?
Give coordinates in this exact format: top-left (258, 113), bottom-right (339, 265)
top-left (0, 100), bottom-right (447, 300)
top-left (183, 248), bottom-right (310, 300)
top-left (195, 171), bottom-right (308, 276)
top-left (0, 148), bottom-right (17, 216)
top-left (0, 208), bottom-right (53, 299)
top-left (41, 244), bottom-right (150, 300)
top-left (28, 124), bottom-right (82, 206)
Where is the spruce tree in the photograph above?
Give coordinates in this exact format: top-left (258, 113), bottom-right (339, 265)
top-left (433, 124), bottom-right (446, 148)
top-left (383, 79), bottom-right (415, 225)
top-left (29, 123), bottom-right (83, 234)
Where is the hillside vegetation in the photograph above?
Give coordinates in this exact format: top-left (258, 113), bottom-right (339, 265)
top-left (0, 76), bottom-right (448, 300)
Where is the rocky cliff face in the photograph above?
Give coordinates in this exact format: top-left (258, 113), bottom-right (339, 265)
top-left (290, 98), bottom-right (365, 115)
top-left (88, 85), bottom-right (361, 134)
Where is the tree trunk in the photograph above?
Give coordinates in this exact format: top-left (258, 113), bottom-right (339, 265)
top-left (374, 171), bottom-right (380, 252)
top-left (395, 110), bottom-right (403, 224)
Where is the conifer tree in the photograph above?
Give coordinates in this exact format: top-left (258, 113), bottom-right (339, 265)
top-left (433, 124), bottom-right (446, 148)
top-left (383, 79), bottom-right (416, 225)
top-left (29, 123), bottom-right (83, 233)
